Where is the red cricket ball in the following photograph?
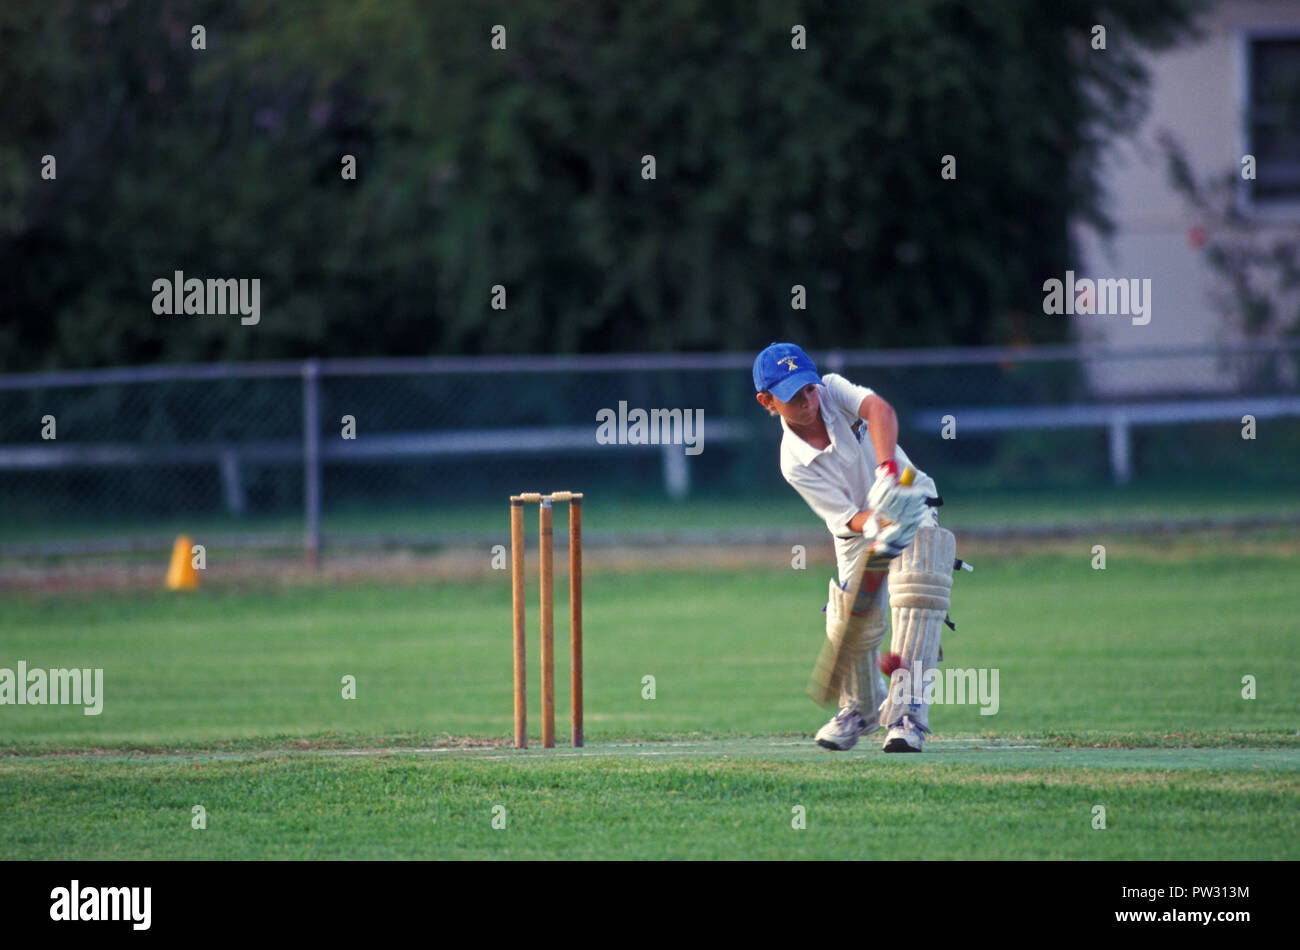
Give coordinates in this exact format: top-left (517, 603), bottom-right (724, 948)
top-left (879, 652), bottom-right (904, 676)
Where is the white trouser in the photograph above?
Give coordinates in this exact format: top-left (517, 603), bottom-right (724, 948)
top-left (826, 459), bottom-right (939, 714)
top-left (830, 495), bottom-right (942, 715)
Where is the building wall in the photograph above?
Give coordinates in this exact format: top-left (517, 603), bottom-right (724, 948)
top-left (1073, 0), bottom-right (1300, 396)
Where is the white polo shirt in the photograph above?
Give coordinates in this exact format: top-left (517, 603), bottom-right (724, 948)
top-left (780, 373), bottom-right (932, 546)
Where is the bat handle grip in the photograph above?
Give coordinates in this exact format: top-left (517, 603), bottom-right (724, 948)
top-left (875, 466), bottom-right (917, 529)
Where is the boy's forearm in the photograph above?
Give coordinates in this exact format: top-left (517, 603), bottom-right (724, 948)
top-left (859, 394), bottom-right (899, 465)
top-left (847, 510), bottom-right (872, 533)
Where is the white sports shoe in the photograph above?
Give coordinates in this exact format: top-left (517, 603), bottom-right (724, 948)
top-left (882, 714), bottom-right (931, 753)
top-left (815, 705), bottom-right (878, 751)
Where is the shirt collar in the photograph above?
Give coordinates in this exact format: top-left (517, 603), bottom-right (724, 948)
top-left (780, 397), bottom-right (837, 467)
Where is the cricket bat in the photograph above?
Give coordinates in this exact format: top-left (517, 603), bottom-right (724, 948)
top-left (806, 466), bottom-right (916, 706)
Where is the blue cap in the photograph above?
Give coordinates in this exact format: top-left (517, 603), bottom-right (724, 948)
top-left (753, 342), bottom-right (821, 401)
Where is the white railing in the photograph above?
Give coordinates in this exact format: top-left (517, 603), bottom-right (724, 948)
top-left (1, 341), bottom-right (1296, 558)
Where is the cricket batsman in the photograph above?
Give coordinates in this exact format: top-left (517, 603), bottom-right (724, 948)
top-left (754, 341), bottom-right (957, 753)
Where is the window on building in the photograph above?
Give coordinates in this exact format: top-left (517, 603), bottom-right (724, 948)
top-left (1244, 36), bottom-right (1300, 209)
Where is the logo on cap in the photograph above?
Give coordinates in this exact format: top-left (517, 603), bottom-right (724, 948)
top-left (778, 356), bottom-right (799, 372)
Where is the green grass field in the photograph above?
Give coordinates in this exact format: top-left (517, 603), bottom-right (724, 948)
top-left (5, 482), bottom-right (1300, 549)
top-left (2, 538), bottom-right (1298, 859)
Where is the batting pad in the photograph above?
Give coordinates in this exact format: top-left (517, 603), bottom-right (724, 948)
top-left (877, 525), bottom-right (955, 731)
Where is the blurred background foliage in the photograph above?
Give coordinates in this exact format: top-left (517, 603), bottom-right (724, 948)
top-left (0, 0), bottom-right (1201, 371)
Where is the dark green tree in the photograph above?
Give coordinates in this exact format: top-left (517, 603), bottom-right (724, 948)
top-left (0, 0), bottom-right (1203, 369)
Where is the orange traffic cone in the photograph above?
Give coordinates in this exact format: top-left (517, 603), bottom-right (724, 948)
top-left (165, 534), bottom-right (199, 590)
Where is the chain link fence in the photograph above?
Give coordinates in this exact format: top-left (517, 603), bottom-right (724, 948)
top-left (2, 343), bottom-right (1298, 562)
